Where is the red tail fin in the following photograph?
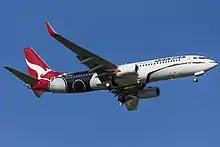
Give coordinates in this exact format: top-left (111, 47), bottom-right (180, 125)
top-left (24, 48), bottom-right (52, 79)
top-left (24, 48), bottom-right (63, 96)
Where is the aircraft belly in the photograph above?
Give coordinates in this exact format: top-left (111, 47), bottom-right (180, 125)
top-left (149, 69), bottom-right (171, 82)
top-left (149, 64), bottom-right (199, 82)
top-left (172, 64), bottom-right (208, 77)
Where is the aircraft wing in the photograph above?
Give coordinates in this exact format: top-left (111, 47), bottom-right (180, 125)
top-left (45, 21), bottom-right (117, 79)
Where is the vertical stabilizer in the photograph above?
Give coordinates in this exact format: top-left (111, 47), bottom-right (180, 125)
top-left (5, 47), bottom-right (63, 98)
top-left (23, 47), bottom-right (62, 97)
top-left (24, 47), bottom-right (52, 79)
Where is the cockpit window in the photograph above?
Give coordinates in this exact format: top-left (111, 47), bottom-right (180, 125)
top-left (193, 57), bottom-right (198, 59)
top-left (199, 56), bottom-right (206, 59)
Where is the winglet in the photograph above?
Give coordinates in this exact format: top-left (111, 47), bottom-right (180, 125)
top-left (45, 21), bottom-right (57, 37)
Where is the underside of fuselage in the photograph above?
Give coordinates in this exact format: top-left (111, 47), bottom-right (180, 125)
top-left (49, 58), bottom-right (218, 94)
top-left (49, 71), bottom-right (94, 93)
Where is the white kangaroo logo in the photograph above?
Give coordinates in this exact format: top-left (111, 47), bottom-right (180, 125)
top-left (25, 59), bottom-right (52, 81)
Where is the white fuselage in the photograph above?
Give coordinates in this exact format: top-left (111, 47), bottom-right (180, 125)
top-left (92, 55), bottom-right (217, 89)
top-left (48, 55), bottom-right (218, 94)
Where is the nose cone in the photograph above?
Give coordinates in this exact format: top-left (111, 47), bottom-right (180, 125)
top-left (211, 59), bottom-right (218, 66)
top-left (209, 60), bottom-right (218, 69)
top-left (203, 60), bottom-right (218, 72)
top-left (213, 62), bottom-right (218, 68)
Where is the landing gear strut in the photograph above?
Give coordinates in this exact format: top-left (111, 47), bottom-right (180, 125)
top-left (193, 71), bottom-right (205, 83)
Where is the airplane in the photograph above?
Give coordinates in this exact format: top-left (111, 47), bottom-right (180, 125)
top-left (4, 21), bottom-right (218, 111)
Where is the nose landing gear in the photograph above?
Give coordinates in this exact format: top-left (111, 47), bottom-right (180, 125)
top-left (193, 71), bottom-right (205, 83)
top-left (193, 77), bottom-right (198, 83)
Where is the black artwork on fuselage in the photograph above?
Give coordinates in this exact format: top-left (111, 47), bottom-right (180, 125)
top-left (64, 71), bottom-right (93, 93)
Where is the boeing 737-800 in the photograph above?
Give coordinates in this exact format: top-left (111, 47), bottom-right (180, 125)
top-left (4, 21), bottom-right (218, 111)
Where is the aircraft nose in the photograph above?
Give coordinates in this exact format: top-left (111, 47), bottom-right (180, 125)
top-left (213, 62), bottom-right (218, 67)
top-left (209, 60), bottom-right (218, 68)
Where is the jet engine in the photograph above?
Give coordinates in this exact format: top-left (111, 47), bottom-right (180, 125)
top-left (137, 87), bottom-right (160, 99)
top-left (116, 64), bottom-right (139, 76)
top-left (49, 77), bottom-right (67, 93)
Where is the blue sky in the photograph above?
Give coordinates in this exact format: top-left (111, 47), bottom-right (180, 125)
top-left (1, 0), bottom-right (220, 146)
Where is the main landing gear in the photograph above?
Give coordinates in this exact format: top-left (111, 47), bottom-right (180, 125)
top-left (105, 82), bottom-right (113, 92)
top-left (105, 82), bottom-right (111, 88)
top-left (117, 95), bottom-right (126, 106)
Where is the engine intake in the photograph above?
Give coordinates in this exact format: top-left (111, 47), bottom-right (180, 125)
top-left (49, 78), bottom-right (67, 93)
top-left (138, 87), bottom-right (160, 99)
top-left (116, 64), bottom-right (138, 76)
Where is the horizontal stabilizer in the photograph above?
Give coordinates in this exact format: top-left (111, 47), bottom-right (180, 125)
top-left (4, 66), bottom-right (39, 85)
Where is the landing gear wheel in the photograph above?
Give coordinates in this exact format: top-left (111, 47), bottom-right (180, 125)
top-left (117, 95), bottom-right (126, 105)
top-left (194, 77), bottom-right (198, 83)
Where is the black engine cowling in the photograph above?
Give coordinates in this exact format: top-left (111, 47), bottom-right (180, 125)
top-left (137, 87), bottom-right (160, 99)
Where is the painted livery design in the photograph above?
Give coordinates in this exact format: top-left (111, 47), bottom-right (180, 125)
top-left (4, 21), bottom-right (218, 111)
top-left (64, 72), bottom-right (94, 93)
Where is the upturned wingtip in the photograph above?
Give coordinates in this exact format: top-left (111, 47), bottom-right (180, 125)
top-left (45, 21), bottom-right (57, 37)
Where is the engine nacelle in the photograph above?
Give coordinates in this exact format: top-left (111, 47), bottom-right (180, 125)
top-left (116, 64), bottom-right (138, 76)
top-left (49, 78), bottom-right (67, 93)
top-left (137, 87), bottom-right (160, 99)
